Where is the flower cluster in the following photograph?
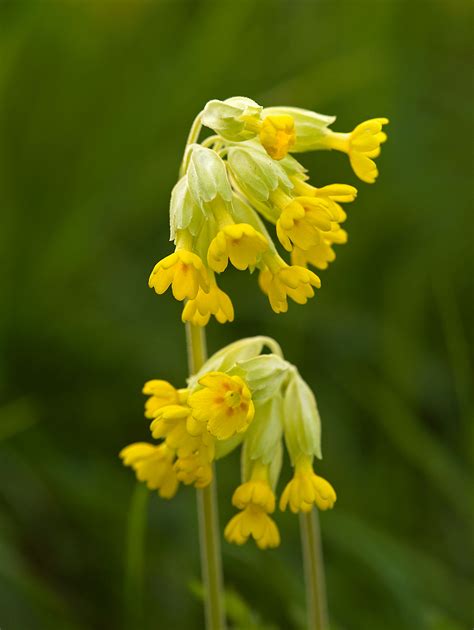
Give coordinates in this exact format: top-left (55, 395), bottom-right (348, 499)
top-left (120, 337), bottom-right (336, 549)
top-left (149, 97), bottom-right (388, 323)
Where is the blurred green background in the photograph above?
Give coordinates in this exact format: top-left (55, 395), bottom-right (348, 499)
top-left (1, 1), bottom-right (473, 629)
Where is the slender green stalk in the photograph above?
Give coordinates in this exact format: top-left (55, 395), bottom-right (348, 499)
top-left (299, 509), bottom-right (329, 630)
top-left (185, 322), bottom-right (226, 630)
top-left (124, 482), bottom-right (149, 628)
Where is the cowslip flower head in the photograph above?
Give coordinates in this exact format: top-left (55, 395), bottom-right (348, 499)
top-left (150, 97), bottom-right (387, 321)
top-left (188, 372), bottom-right (255, 440)
top-left (120, 337), bottom-right (336, 547)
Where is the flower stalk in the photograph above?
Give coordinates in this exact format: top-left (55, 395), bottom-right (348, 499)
top-left (186, 322), bottom-right (226, 630)
top-left (299, 509), bottom-right (329, 630)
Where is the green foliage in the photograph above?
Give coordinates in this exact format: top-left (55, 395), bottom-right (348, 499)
top-left (0, 1), bottom-right (472, 628)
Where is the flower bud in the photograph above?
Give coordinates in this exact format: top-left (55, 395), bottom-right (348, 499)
top-left (202, 96), bottom-right (262, 141)
top-left (187, 145), bottom-right (233, 208)
top-left (283, 368), bottom-right (322, 462)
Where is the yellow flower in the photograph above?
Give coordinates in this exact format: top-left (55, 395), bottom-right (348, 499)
top-left (181, 275), bottom-right (234, 327)
top-left (259, 114), bottom-right (296, 160)
top-left (207, 223), bottom-right (268, 273)
top-left (290, 178), bottom-right (357, 223)
top-left (174, 451), bottom-right (213, 488)
top-left (231, 460), bottom-right (275, 513)
top-left (143, 379), bottom-right (182, 419)
top-left (224, 505), bottom-right (280, 549)
top-left (148, 249), bottom-right (209, 301)
top-left (188, 372), bottom-right (255, 440)
top-left (291, 226), bottom-right (348, 270)
top-left (259, 256), bottom-right (321, 313)
top-left (119, 442), bottom-right (179, 499)
top-left (275, 197), bottom-right (333, 252)
top-left (279, 455), bottom-right (336, 512)
top-left (150, 404), bottom-right (205, 458)
top-left (324, 118), bottom-right (389, 184)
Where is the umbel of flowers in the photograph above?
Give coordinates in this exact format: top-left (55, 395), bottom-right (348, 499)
top-left (149, 96), bottom-right (388, 322)
top-left (121, 337), bottom-right (336, 550)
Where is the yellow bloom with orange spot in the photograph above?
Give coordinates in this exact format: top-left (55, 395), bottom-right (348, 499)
top-left (120, 442), bottom-right (179, 499)
top-left (280, 455), bottom-right (336, 513)
top-left (207, 223), bottom-right (268, 273)
top-left (188, 372), bottom-right (254, 440)
top-left (148, 249), bottom-right (209, 301)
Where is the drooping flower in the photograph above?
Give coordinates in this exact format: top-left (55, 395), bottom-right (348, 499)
top-left (225, 460), bottom-right (280, 549)
top-left (291, 226), bottom-right (348, 270)
top-left (148, 247), bottom-right (209, 301)
top-left (259, 255), bottom-right (321, 313)
top-left (279, 455), bottom-right (336, 512)
top-left (120, 442), bottom-right (179, 499)
top-left (207, 223), bottom-right (268, 273)
top-left (188, 372), bottom-right (255, 440)
top-left (181, 274), bottom-right (234, 326)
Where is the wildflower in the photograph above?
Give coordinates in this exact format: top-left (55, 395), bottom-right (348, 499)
top-left (120, 442), bottom-right (179, 499)
top-left (225, 460), bottom-right (280, 549)
top-left (148, 245), bottom-right (209, 301)
top-left (280, 455), bottom-right (336, 512)
top-left (259, 255), bottom-right (321, 313)
top-left (120, 337), bottom-right (337, 547)
top-left (274, 196), bottom-right (333, 252)
top-left (207, 223), bottom-right (268, 272)
top-left (320, 118), bottom-right (389, 183)
top-left (291, 226), bottom-right (348, 270)
top-left (224, 505), bottom-right (280, 549)
top-left (289, 177), bottom-right (357, 223)
top-left (143, 379), bottom-right (182, 418)
top-left (181, 274), bottom-right (234, 326)
top-left (188, 372), bottom-right (255, 440)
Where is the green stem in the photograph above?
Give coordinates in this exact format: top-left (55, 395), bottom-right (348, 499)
top-left (179, 111), bottom-right (203, 177)
top-left (299, 509), bottom-right (329, 630)
top-left (185, 322), bottom-right (226, 630)
top-left (124, 482), bottom-right (149, 628)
